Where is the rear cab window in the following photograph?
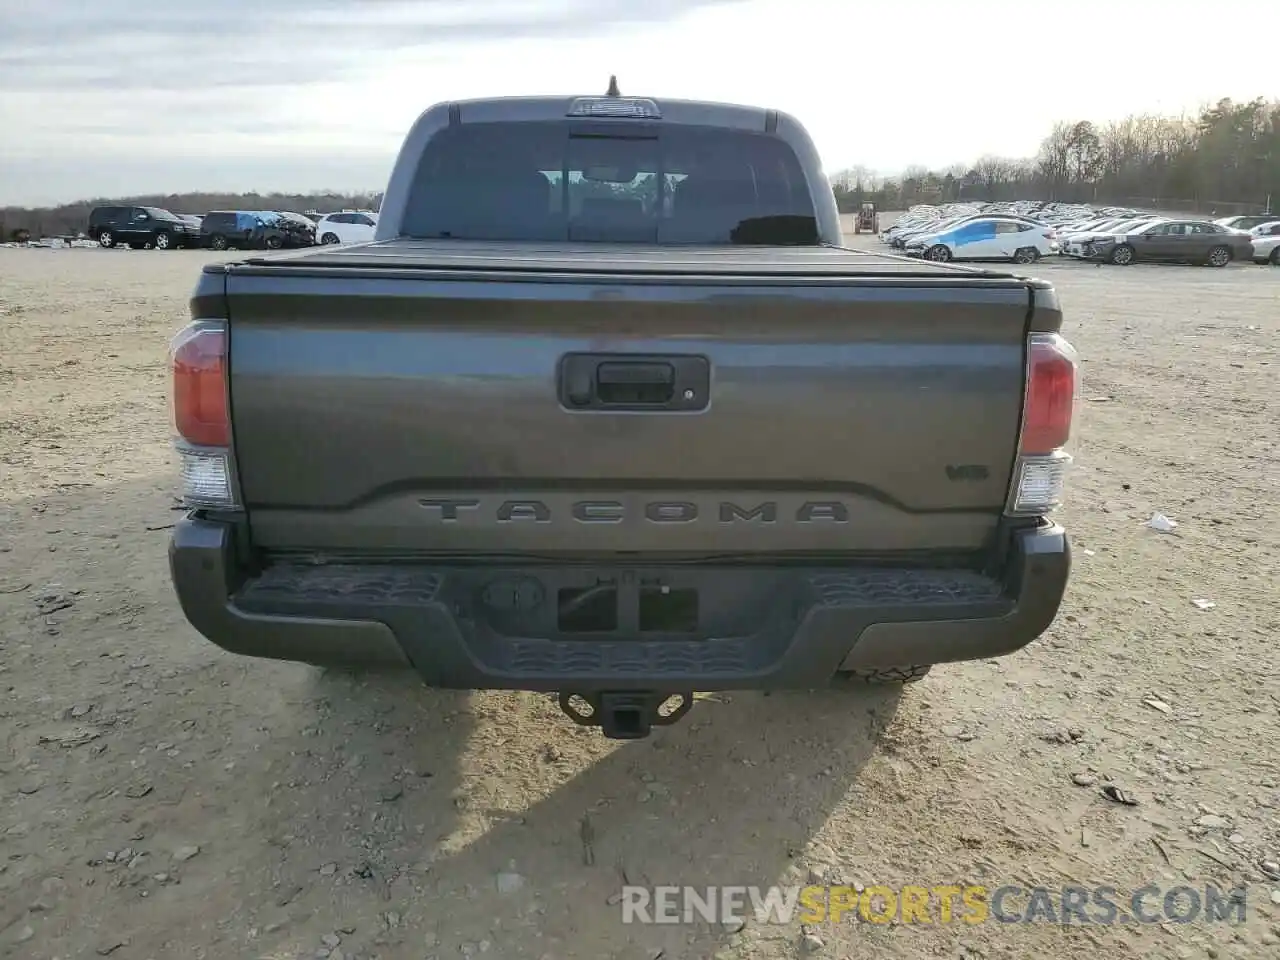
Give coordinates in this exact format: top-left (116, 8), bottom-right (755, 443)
top-left (401, 120), bottom-right (818, 245)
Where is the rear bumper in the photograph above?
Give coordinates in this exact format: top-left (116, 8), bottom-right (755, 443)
top-left (169, 518), bottom-right (1069, 689)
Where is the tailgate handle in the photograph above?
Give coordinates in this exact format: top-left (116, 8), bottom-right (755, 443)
top-left (596, 362), bottom-right (674, 404)
top-left (558, 353), bottom-right (710, 412)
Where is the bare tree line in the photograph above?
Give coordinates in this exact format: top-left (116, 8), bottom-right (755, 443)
top-left (832, 97), bottom-right (1279, 215)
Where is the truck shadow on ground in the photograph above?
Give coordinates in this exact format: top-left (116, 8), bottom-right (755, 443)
top-left (327, 677), bottom-right (904, 959)
top-left (0, 475), bottom-right (903, 960)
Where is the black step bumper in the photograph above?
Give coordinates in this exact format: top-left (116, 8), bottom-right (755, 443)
top-left (169, 518), bottom-right (1069, 690)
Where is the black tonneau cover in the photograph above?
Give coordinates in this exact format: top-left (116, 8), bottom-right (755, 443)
top-left (228, 239), bottom-right (1035, 283)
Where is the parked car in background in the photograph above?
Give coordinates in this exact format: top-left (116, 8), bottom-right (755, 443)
top-left (890, 212), bottom-right (1047, 250)
top-left (1213, 214), bottom-right (1278, 232)
top-left (201, 211), bottom-right (251, 250)
top-left (1085, 219), bottom-right (1251, 266)
top-left (883, 209), bottom-right (978, 248)
top-left (1251, 232), bottom-right (1280, 264)
top-left (1060, 217), bottom-right (1130, 239)
top-left (1051, 217), bottom-right (1121, 253)
top-left (886, 215), bottom-right (965, 249)
top-left (88, 205), bottom-right (200, 249)
top-left (313, 211), bottom-right (379, 244)
top-left (1247, 220), bottom-right (1280, 237)
top-left (906, 217), bottom-right (1059, 263)
top-left (201, 210), bottom-right (316, 250)
top-left (879, 201), bottom-right (1139, 250)
top-left (274, 212), bottom-right (318, 247)
top-left (1060, 217), bottom-right (1165, 255)
top-left (1054, 216), bottom-right (1110, 236)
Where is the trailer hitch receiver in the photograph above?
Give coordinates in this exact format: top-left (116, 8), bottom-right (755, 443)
top-left (559, 691), bottom-right (693, 740)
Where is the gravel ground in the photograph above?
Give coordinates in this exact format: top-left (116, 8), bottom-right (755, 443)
top-left (1, 226), bottom-right (1278, 960)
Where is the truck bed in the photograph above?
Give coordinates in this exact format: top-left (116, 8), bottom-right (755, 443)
top-left (210, 240), bottom-right (1057, 561)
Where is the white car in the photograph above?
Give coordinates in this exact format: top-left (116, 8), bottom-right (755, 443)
top-left (1053, 218), bottom-right (1115, 252)
top-left (906, 217), bottom-right (1060, 264)
top-left (1213, 214), bottom-right (1278, 233)
top-left (1251, 233), bottom-right (1280, 264)
top-left (314, 211), bottom-right (379, 245)
top-left (1248, 220), bottom-right (1280, 238)
top-left (1059, 218), bottom-right (1130, 247)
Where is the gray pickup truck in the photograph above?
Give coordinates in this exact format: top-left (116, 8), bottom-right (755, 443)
top-left (168, 84), bottom-right (1077, 739)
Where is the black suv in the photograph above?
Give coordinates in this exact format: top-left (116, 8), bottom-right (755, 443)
top-left (200, 210), bottom-right (316, 251)
top-left (88, 206), bottom-right (199, 249)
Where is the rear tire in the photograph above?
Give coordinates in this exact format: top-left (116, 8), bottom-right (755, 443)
top-left (1206, 245), bottom-right (1230, 267)
top-left (265, 235), bottom-right (283, 250)
top-left (925, 244), bottom-right (952, 262)
top-left (1271, 248), bottom-right (1280, 265)
top-left (836, 665), bottom-right (932, 686)
top-left (1109, 244), bottom-right (1135, 266)
top-left (153, 230), bottom-right (173, 250)
top-left (98, 231), bottom-right (115, 248)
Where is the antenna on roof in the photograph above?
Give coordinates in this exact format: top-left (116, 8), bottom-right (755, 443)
top-left (606, 75), bottom-right (620, 97)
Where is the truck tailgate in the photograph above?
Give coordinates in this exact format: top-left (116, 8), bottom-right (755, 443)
top-left (221, 243), bottom-right (1037, 557)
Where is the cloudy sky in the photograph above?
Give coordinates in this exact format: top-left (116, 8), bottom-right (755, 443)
top-left (3, 0), bottom-right (1277, 206)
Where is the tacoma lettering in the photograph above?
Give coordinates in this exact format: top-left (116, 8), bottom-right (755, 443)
top-left (496, 500), bottom-right (551, 523)
top-left (418, 498), bottom-right (480, 521)
top-left (797, 501), bottom-right (849, 523)
top-left (645, 501), bottom-right (697, 523)
top-left (719, 501), bottom-right (777, 523)
top-left (417, 498), bottom-right (852, 523)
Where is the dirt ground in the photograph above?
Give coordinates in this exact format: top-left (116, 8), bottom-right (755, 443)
top-left (1, 225), bottom-right (1278, 960)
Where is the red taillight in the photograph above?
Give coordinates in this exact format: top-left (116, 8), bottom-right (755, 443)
top-left (172, 322), bottom-right (229, 447)
top-left (1020, 334), bottom-right (1077, 455)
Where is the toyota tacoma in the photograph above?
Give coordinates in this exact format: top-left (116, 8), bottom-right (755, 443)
top-left (168, 82), bottom-right (1077, 739)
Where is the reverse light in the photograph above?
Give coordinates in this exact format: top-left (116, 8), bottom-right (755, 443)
top-left (1008, 333), bottom-right (1078, 515)
top-left (171, 319), bottom-right (237, 508)
top-left (179, 449), bottom-right (235, 507)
